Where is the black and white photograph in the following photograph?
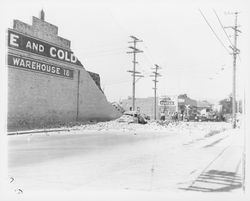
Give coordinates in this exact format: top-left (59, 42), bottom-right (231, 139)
top-left (0, 0), bottom-right (249, 200)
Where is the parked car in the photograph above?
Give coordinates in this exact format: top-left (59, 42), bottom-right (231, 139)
top-left (183, 112), bottom-right (199, 121)
top-left (123, 111), bottom-right (148, 124)
top-left (140, 113), bottom-right (150, 121)
top-left (196, 111), bottom-right (221, 122)
top-left (197, 114), bottom-right (208, 122)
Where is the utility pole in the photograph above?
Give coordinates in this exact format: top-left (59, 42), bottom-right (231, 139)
top-left (150, 64), bottom-right (161, 120)
top-left (127, 36), bottom-right (143, 111)
top-left (225, 12), bottom-right (241, 129)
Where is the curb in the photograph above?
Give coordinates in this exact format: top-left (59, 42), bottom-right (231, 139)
top-left (7, 128), bottom-right (73, 136)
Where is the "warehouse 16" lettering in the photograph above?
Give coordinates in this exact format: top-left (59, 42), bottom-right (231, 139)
top-left (8, 54), bottom-right (74, 79)
top-left (8, 30), bottom-right (82, 66)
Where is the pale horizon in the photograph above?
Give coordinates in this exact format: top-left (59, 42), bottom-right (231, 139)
top-left (1, 0), bottom-right (249, 104)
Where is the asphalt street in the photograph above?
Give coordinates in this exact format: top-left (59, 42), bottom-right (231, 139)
top-left (8, 124), bottom-right (244, 193)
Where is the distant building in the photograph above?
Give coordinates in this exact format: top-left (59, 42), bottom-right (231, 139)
top-left (121, 97), bottom-right (157, 120)
top-left (178, 94), bottom-right (197, 116)
top-left (196, 100), bottom-right (213, 110)
top-left (158, 95), bottom-right (178, 118)
top-left (121, 95), bottom-right (179, 120)
top-left (121, 94), bottom-right (214, 120)
top-left (212, 104), bottom-right (222, 113)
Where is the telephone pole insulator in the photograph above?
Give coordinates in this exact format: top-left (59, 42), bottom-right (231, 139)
top-left (224, 12), bottom-right (241, 128)
top-left (150, 64), bottom-right (162, 120)
top-left (127, 36), bottom-right (143, 111)
top-left (230, 12), bottom-right (240, 129)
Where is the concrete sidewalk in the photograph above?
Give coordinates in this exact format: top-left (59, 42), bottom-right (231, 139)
top-left (185, 129), bottom-right (244, 192)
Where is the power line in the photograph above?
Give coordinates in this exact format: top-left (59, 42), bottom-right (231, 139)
top-left (199, 9), bottom-right (231, 55)
top-left (213, 9), bottom-right (234, 47)
top-left (127, 35), bottom-right (144, 110)
top-left (142, 44), bottom-right (156, 66)
top-left (224, 12), bottom-right (241, 129)
top-left (142, 53), bottom-right (154, 68)
top-left (85, 51), bottom-right (125, 58)
top-left (104, 80), bottom-right (131, 86)
top-left (150, 64), bottom-right (162, 120)
top-left (83, 46), bottom-right (127, 54)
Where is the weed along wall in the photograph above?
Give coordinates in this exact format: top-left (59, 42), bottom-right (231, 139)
top-left (7, 14), bottom-right (121, 131)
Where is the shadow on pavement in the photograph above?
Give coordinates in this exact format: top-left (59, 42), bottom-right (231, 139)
top-left (180, 169), bottom-right (242, 192)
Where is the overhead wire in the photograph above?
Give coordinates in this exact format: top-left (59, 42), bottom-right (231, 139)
top-left (213, 9), bottom-right (241, 62)
top-left (213, 9), bottom-right (234, 47)
top-left (94, 8), bottom-right (233, 78)
top-left (105, 8), bottom-right (157, 77)
top-left (83, 46), bottom-right (127, 53)
top-left (84, 49), bottom-right (126, 57)
top-left (85, 51), bottom-right (126, 58)
top-left (199, 9), bottom-right (231, 55)
top-left (142, 44), bottom-right (156, 66)
top-left (104, 80), bottom-right (131, 86)
top-left (102, 8), bottom-right (232, 94)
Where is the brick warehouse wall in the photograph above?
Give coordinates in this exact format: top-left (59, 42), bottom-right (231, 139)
top-left (7, 15), bottom-right (121, 131)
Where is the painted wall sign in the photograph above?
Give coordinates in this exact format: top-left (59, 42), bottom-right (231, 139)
top-left (159, 96), bottom-right (177, 106)
top-left (8, 30), bottom-right (82, 66)
top-left (178, 98), bottom-right (185, 103)
top-left (8, 54), bottom-right (74, 79)
top-left (159, 96), bottom-right (178, 113)
top-left (160, 100), bottom-right (175, 105)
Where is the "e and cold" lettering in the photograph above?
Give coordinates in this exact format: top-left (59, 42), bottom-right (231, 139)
top-left (8, 31), bottom-right (79, 65)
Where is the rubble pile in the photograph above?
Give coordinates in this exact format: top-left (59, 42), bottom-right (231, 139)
top-left (71, 120), bottom-right (231, 135)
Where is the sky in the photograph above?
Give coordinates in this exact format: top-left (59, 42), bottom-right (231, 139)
top-left (1, 0), bottom-right (250, 103)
